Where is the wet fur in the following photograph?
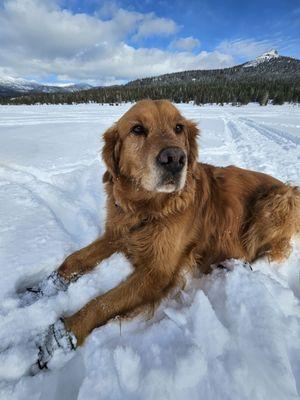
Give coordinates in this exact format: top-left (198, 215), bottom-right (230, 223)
top-left (57, 100), bottom-right (300, 345)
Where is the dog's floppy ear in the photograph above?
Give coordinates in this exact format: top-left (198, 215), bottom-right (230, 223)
top-left (186, 120), bottom-right (199, 170)
top-left (102, 124), bottom-right (121, 182)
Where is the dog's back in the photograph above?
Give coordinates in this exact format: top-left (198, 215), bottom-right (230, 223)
top-left (192, 163), bottom-right (300, 270)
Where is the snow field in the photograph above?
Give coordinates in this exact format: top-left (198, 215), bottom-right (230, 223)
top-left (0, 103), bottom-right (300, 399)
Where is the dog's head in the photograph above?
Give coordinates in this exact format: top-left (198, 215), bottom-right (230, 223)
top-left (102, 99), bottom-right (199, 193)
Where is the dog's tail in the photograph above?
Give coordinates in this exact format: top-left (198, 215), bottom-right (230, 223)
top-left (243, 185), bottom-right (300, 262)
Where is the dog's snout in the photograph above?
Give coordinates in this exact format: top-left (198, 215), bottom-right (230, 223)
top-left (156, 147), bottom-right (186, 173)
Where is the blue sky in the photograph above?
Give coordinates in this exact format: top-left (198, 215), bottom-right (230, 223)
top-left (63, 0), bottom-right (300, 58)
top-left (0, 0), bottom-right (299, 85)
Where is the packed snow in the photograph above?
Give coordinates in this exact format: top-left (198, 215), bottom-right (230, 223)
top-left (0, 103), bottom-right (300, 400)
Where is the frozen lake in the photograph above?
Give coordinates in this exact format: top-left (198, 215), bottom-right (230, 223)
top-left (0, 103), bottom-right (300, 400)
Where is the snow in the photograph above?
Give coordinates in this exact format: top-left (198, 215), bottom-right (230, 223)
top-left (243, 49), bottom-right (280, 68)
top-left (0, 102), bottom-right (300, 400)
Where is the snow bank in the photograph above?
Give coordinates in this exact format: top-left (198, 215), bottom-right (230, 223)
top-left (0, 103), bottom-right (300, 400)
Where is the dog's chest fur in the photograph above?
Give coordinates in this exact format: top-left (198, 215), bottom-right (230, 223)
top-left (109, 201), bottom-right (197, 271)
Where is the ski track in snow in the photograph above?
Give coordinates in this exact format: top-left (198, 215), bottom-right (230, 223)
top-left (0, 103), bottom-right (300, 400)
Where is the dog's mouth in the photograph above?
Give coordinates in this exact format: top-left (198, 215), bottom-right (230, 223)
top-left (140, 152), bottom-right (187, 193)
top-left (156, 170), bottom-right (187, 193)
top-left (164, 176), bottom-right (176, 185)
top-left (153, 147), bottom-right (187, 193)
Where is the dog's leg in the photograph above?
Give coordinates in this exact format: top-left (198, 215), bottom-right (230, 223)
top-left (57, 233), bottom-right (117, 282)
top-left (64, 266), bottom-right (175, 345)
top-left (33, 264), bottom-right (176, 370)
top-left (20, 234), bottom-right (117, 306)
top-left (244, 185), bottom-right (300, 262)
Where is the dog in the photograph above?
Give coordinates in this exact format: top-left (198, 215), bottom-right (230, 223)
top-left (29, 99), bottom-right (300, 366)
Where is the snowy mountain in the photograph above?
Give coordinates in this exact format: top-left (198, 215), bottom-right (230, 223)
top-left (1, 50), bottom-right (299, 104)
top-left (243, 49), bottom-right (279, 67)
top-left (0, 76), bottom-right (93, 97)
top-left (126, 50), bottom-right (300, 87)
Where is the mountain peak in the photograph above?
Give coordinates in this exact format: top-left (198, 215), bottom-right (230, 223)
top-left (257, 49), bottom-right (279, 60)
top-left (243, 49), bottom-right (280, 68)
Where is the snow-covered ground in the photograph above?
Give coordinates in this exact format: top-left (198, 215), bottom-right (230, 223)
top-left (0, 103), bottom-right (300, 400)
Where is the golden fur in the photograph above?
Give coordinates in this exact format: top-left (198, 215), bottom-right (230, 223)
top-left (55, 99), bottom-right (300, 345)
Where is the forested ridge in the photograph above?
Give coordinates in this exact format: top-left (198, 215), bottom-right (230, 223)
top-left (1, 54), bottom-right (299, 105)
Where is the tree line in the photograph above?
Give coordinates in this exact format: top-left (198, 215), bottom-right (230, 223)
top-left (1, 77), bottom-right (299, 106)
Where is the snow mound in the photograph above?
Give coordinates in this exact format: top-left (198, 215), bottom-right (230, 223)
top-left (79, 265), bottom-right (300, 400)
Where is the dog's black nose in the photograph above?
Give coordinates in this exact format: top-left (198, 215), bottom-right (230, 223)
top-left (156, 147), bottom-right (186, 173)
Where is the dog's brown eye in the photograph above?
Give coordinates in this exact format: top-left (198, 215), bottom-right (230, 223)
top-left (132, 125), bottom-right (146, 136)
top-left (175, 124), bottom-right (184, 134)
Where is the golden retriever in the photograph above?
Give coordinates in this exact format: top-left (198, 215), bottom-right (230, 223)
top-left (51, 99), bottom-right (300, 347)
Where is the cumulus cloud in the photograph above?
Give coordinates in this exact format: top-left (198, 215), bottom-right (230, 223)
top-left (132, 13), bottom-right (179, 40)
top-left (171, 37), bottom-right (201, 51)
top-left (0, 0), bottom-right (234, 84)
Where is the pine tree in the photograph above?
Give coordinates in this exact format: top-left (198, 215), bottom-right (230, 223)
top-left (258, 91), bottom-right (269, 106)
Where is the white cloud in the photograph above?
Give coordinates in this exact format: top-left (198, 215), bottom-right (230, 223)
top-left (40, 47), bottom-right (234, 83)
top-left (171, 37), bottom-right (201, 51)
top-left (0, 0), bottom-right (235, 84)
top-left (0, 0), bottom-right (141, 58)
top-left (133, 13), bottom-right (179, 40)
top-left (216, 38), bottom-right (278, 59)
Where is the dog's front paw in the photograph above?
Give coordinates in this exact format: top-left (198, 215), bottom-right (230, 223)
top-left (57, 252), bottom-right (86, 281)
top-left (19, 271), bottom-right (69, 307)
top-left (32, 319), bottom-right (77, 374)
